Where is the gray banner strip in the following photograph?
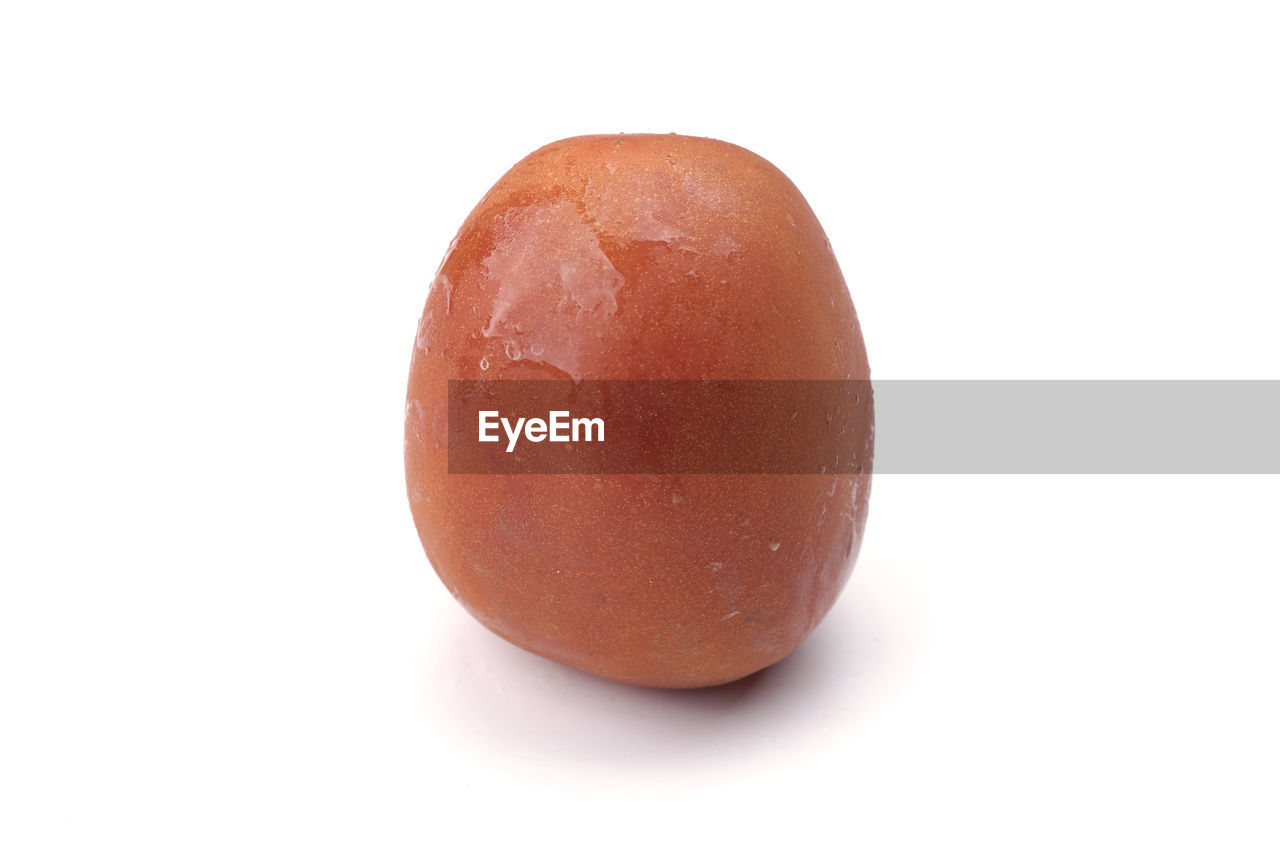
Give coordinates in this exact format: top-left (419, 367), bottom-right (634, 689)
top-left (874, 380), bottom-right (1280, 473)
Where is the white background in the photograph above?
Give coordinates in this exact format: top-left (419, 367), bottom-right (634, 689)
top-left (2, 1), bottom-right (1278, 850)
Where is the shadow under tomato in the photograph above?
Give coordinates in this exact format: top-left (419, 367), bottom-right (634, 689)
top-left (424, 558), bottom-right (916, 781)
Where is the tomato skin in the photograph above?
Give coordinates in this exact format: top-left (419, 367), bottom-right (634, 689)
top-left (406, 135), bottom-right (872, 688)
